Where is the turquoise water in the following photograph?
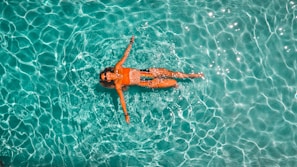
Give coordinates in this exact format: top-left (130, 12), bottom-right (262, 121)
top-left (1, 0), bottom-right (297, 166)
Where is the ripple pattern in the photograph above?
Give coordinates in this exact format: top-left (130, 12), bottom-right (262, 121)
top-left (0, 0), bottom-right (296, 166)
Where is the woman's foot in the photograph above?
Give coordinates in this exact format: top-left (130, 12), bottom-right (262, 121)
top-left (188, 73), bottom-right (204, 78)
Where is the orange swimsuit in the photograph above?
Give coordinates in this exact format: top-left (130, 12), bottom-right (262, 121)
top-left (121, 68), bottom-right (131, 85)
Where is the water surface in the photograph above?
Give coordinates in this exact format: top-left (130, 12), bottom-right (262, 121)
top-left (0, 0), bottom-right (297, 166)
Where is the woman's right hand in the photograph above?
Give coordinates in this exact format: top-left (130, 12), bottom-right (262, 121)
top-left (125, 114), bottom-right (130, 124)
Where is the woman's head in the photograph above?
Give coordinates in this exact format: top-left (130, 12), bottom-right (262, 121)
top-left (99, 67), bottom-right (115, 88)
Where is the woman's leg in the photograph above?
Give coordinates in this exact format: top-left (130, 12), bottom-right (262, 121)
top-left (140, 68), bottom-right (204, 79)
top-left (138, 78), bottom-right (178, 88)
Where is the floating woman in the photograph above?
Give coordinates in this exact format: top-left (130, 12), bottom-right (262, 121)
top-left (99, 36), bottom-right (204, 124)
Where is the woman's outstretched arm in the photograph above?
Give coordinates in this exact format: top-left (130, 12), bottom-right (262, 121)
top-left (115, 36), bottom-right (134, 70)
top-left (116, 86), bottom-right (130, 124)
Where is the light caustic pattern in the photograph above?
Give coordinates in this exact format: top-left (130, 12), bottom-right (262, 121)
top-left (0, 0), bottom-right (297, 166)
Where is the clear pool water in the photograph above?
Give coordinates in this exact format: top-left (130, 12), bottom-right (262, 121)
top-left (1, 0), bottom-right (297, 166)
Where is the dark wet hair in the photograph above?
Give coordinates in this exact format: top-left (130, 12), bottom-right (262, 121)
top-left (99, 67), bottom-right (115, 88)
top-left (99, 67), bottom-right (128, 91)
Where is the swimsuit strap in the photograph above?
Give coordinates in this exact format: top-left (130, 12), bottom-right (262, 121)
top-left (140, 69), bottom-right (150, 72)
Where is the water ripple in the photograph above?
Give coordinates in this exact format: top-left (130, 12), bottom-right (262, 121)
top-left (0, 0), bottom-right (296, 166)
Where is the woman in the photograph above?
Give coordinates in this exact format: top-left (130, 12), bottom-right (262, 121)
top-left (99, 36), bottom-right (204, 124)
